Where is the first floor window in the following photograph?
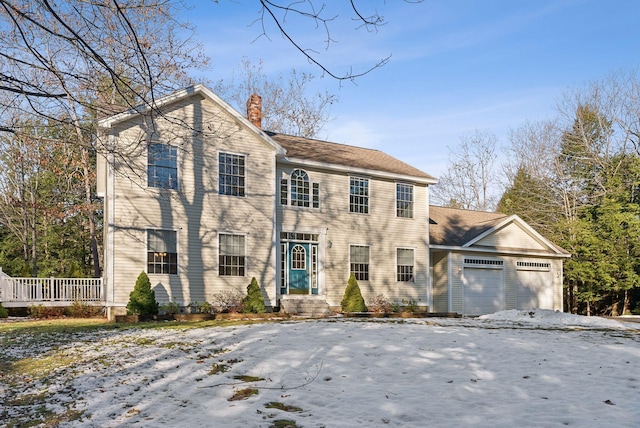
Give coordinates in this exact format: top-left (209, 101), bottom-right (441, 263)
top-left (396, 183), bottom-right (413, 218)
top-left (350, 245), bottom-right (370, 281)
top-left (219, 234), bottom-right (246, 276)
top-left (397, 248), bottom-right (414, 282)
top-left (148, 143), bottom-right (178, 189)
top-left (147, 229), bottom-right (178, 274)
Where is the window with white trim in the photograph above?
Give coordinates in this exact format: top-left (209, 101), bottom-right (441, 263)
top-left (291, 244), bottom-right (306, 270)
top-left (350, 176), bottom-right (369, 214)
top-left (219, 152), bottom-right (245, 196)
top-left (148, 143), bottom-right (178, 189)
top-left (219, 234), bottom-right (246, 276)
top-left (397, 248), bottom-right (414, 282)
top-left (396, 183), bottom-right (413, 218)
top-left (350, 245), bottom-right (370, 281)
top-left (147, 229), bottom-right (178, 274)
top-left (281, 169), bottom-right (320, 208)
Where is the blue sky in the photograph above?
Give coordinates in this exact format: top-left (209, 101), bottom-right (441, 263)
top-left (182, 0), bottom-right (640, 179)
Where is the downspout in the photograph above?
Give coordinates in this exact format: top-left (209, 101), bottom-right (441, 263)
top-left (107, 134), bottom-right (116, 319)
top-left (447, 252), bottom-right (453, 312)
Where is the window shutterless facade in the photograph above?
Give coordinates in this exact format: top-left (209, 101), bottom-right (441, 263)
top-left (350, 244), bottom-right (370, 281)
top-left (349, 176), bottom-right (369, 214)
top-left (397, 248), bottom-right (414, 282)
top-left (281, 169), bottom-right (320, 208)
top-left (396, 183), bottom-right (413, 218)
top-left (148, 143), bottom-right (178, 189)
top-left (219, 234), bottom-right (246, 276)
top-left (147, 229), bottom-right (178, 274)
top-left (219, 152), bottom-right (245, 196)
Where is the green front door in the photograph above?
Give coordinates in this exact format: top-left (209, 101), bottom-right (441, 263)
top-left (288, 243), bottom-right (310, 294)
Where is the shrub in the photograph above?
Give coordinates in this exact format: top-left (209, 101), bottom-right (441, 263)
top-left (126, 272), bottom-right (159, 316)
top-left (160, 300), bottom-right (181, 315)
top-left (402, 298), bottom-right (419, 313)
top-left (341, 273), bottom-right (367, 313)
top-left (242, 277), bottom-right (266, 313)
top-left (0, 302), bottom-right (8, 318)
top-left (28, 304), bottom-right (64, 319)
top-left (189, 301), bottom-right (213, 314)
top-left (368, 294), bottom-right (392, 314)
top-left (211, 289), bottom-right (244, 313)
top-left (65, 301), bottom-right (104, 318)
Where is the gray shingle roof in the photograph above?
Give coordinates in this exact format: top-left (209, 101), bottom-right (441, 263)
top-left (268, 132), bottom-right (435, 180)
top-left (429, 205), bottom-right (508, 246)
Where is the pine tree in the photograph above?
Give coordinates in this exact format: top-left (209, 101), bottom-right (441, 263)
top-left (341, 273), bottom-right (367, 313)
top-left (126, 272), bottom-right (159, 316)
top-left (242, 277), bottom-right (266, 313)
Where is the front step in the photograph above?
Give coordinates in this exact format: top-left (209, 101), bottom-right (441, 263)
top-left (280, 297), bottom-right (332, 317)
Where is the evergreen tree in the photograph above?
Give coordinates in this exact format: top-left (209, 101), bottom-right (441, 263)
top-left (126, 272), bottom-right (159, 316)
top-left (341, 273), bottom-right (367, 313)
top-left (242, 277), bottom-right (266, 314)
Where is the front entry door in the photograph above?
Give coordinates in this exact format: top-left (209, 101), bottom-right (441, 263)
top-left (289, 243), bottom-right (309, 294)
top-left (283, 241), bottom-right (318, 295)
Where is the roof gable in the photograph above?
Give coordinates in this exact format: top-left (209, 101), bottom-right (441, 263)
top-left (429, 205), bottom-right (569, 256)
top-left (97, 84), bottom-right (285, 155)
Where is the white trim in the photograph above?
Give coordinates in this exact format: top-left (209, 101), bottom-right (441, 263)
top-left (447, 252), bottom-right (453, 312)
top-left (278, 156), bottom-right (437, 185)
top-left (217, 232), bottom-right (248, 277)
top-left (348, 175), bottom-right (370, 215)
top-left (98, 84), bottom-right (286, 156)
top-left (395, 246), bottom-right (416, 283)
top-left (145, 227), bottom-right (180, 276)
top-left (462, 214), bottom-right (568, 256)
top-left (217, 150), bottom-right (248, 198)
top-left (430, 244), bottom-right (571, 258)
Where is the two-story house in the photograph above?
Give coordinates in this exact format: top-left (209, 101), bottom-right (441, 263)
top-left (97, 85), bottom-right (436, 318)
top-left (97, 84), bottom-right (568, 319)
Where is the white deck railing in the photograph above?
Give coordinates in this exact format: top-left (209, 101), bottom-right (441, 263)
top-left (0, 267), bottom-right (103, 307)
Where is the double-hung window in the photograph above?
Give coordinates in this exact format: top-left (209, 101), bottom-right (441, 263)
top-left (397, 248), bottom-right (415, 282)
top-left (147, 229), bottom-right (178, 274)
top-left (350, 245), bottom-right (370, 281)
top-left (148, 143), bottom-right (178, 189)
top-left (219, 153), bottom-right (245, 196)
top-left (219, 234), bottom-right (246, 276)
top-left (396, 183), bottom-right (413, 218)
top-left (349, 176), bottom-right (369, 214)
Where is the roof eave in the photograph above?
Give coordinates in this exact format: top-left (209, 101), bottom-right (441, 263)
top-left (278, 155), bottom-right (438, 185)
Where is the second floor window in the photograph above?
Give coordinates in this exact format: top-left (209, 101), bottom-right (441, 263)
top-left (148, 143), bottom-right (178, 190)
top-left (350, 176), bottom-right (369, 214)
top-left (396, 183), bottom-right (413, 218)
top-left (219, 153), bottom-right (245, 196)
top-left (282, 169), bottom-right (320, 208)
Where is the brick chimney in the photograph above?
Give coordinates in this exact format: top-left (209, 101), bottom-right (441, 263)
top-left (246, 94), bottom-right (262, 129)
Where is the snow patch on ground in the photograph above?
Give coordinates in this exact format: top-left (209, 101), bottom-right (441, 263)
top-left (2, 313), bottom-right (639, 427)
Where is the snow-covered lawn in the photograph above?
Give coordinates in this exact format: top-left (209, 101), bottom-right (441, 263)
top-left (2, 310), bottom-right (640, 427)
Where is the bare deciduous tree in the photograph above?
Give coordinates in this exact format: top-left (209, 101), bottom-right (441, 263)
top-left (214, 58), bottom-right (336, 138)
top-left (431, 130), bottom-right (501, 211)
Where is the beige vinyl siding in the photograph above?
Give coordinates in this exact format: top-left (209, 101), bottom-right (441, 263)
top-left (277, 166), bottom-right (429, 308)
top-left (108, 94), bottom-right (276, 308)
top-left (475, 223), bottom-right (547, 251)
top-left (431, 251), bottom-right (448, 312)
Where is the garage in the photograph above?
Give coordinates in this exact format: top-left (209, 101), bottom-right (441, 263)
top-left (516, 261), bottom-right (553, 310)
top-left (462, 258), bottom-right (504, 315)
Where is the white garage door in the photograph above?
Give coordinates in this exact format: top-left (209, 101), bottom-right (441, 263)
top-left (516, 261), bottom-right (553, 310)
top-left (463, 259), bottom-right (504, 315)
